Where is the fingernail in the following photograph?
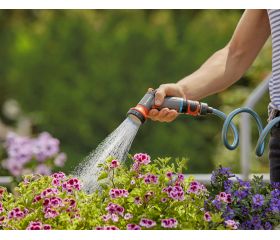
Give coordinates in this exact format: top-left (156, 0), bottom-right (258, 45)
top-left (155, 100), bottom-right (161, 105)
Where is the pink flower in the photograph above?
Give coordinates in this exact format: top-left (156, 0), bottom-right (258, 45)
top-left (41, 188), bottom-right (59, 197)
top-left (26, 221), bottom-right (43, 230)
top-left (134, 196), bottom-right (141, 205)
top-left (144, 174), bottom-right (158, 184)
top-left (139, 218), bottom-right (156, 228)
top-left (111, 214), bottom-right (119, 222)
top-left (51, 172), bottom-right (66, 180)
top-left (161, 218), bottom-right (178, 228)
top-left (8, 207), bottom-right (27, 220)
top-left (62, 178), bottom-right (82, 193)
top-left (0, 188), bottom-right (5, 198)
top-left (124, 213), bottom-right (133, 220)
top-left (44, 208), bottom-right (59, 219)
top-left (187, 181), bottom-right (206, 195)
top-left (0, 216), bottom-right (5, 225)
top-left (225, 220), bottom-right (239, 230)
top-left (133, 153), bottom-right (151, 165)
top-left (166, 171), bottom-right (173, 179)
top-left (110, 159), bottom-right (120, 169)
top-left (127, 223), bottom-right (141, 230)
top-left (43, 224), bottom-right (52, 230)
top-left (177, 174), bottom-right (185, 182)
top-left (204, 212), bottom-right (212, 222)
top-left (144, 191), bottom-right (154, 202)
top-left (161, 198), bottom-right (168, 203)
top-left (109, 189), bottom-right (129, 199)
top-left (65, 198), bottom-right (76, 208)
top-left (102, 214), bottom-right (111, 222)
top-left (0, 203), bottom-right (4, 214)
top-left (217, 192), bottom-right (232, 203)
top-left (163, 186), bottom-right (184, 201)
top-left (105, 203), bottom-right (124, 216)
top-left (96, 226), bottom-right (119, 230)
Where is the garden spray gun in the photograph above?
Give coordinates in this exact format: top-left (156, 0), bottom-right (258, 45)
top-left (127, 89), bottom-right (280, 158)
top-left (127, 89), bottom-right (213, 124)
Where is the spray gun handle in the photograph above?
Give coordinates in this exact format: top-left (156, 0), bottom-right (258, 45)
top-left (154, 97), bottom-right (211, 116)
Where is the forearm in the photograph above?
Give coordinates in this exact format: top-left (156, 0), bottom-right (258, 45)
top-left (177, 45), bottom-right (243, 100)
top-left (177, 9), bottom-right (270, 101)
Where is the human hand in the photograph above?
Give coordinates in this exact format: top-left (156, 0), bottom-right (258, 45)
top-left (148, 83), bottom-right (186, 122)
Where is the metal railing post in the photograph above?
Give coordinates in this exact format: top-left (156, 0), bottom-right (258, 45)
top-left (240, 74), bottom-right (270, 180)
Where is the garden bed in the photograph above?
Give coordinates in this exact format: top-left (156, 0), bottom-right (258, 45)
top-left (1, 153), bottom-right (280, 230)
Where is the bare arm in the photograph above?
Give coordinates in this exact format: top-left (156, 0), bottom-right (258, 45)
top-left (149, 9), bottom-right (271, 122)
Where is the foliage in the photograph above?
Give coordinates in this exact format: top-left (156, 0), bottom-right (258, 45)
top-left (1, 153), bottom-right (280, 230)
top-left (0, 10), bottom-right (248, 174)
top-left (0, 154), bottom-right (225, 230)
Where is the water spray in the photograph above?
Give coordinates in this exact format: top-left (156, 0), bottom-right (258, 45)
top-left (77, 88), bottom-right (280, 193)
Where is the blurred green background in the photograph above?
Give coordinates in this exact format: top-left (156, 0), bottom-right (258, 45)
top-left (0, 10), bottom-right (272, 174)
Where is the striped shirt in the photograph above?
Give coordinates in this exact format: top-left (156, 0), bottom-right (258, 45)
top-left (268, 9), bottom-right (280, 110)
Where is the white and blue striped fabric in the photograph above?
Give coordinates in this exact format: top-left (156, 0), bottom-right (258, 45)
top-left (268, 9), bottom-right (280, 110)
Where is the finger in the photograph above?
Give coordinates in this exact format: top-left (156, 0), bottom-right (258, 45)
top-left (155, 88), bottom-right (166, 106)
top-left (157, 108), bottom-right (170, 119)
top-left (164, 110), bottom-right (179, 122)
top-left (147, 109), bottom-right (159, 118)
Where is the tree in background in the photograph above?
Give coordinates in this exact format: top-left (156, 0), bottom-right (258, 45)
top-left (0, 10), bottom-right (271, 174)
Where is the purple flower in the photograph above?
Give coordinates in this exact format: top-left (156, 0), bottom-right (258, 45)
top-left (240, 220), bottom-right (252, 230)
top-left (271, 189), bottom-right (280, 198)
top-left (252, 194), bottom-right (265, 208)
top-left (224, 179), bottom-right (233, 192)
top-left (270, 197), bottom-right (280, 212)
top-left (54, 153), bottom-right (67, 167)
top-left (127, 223), bottom-right (141, 230)
top-left (161, 198), bottom-right (168, 203)
top-left (139, 218), bottom-right (156, 228)
top-left (161, 218), bottom-right (178, 228)
top-left (264, 221), bottom-right (272, 230)
top-left (203, 212), bottom-right (211, 222)
top-left (34, 164), bottom-right (51, 176)
top-left (133, 153), bottom-right (151, 165)
top-left (251, 216), bottom-right (262, 230)
top-left (234, 189), bottom-right (249, 200)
